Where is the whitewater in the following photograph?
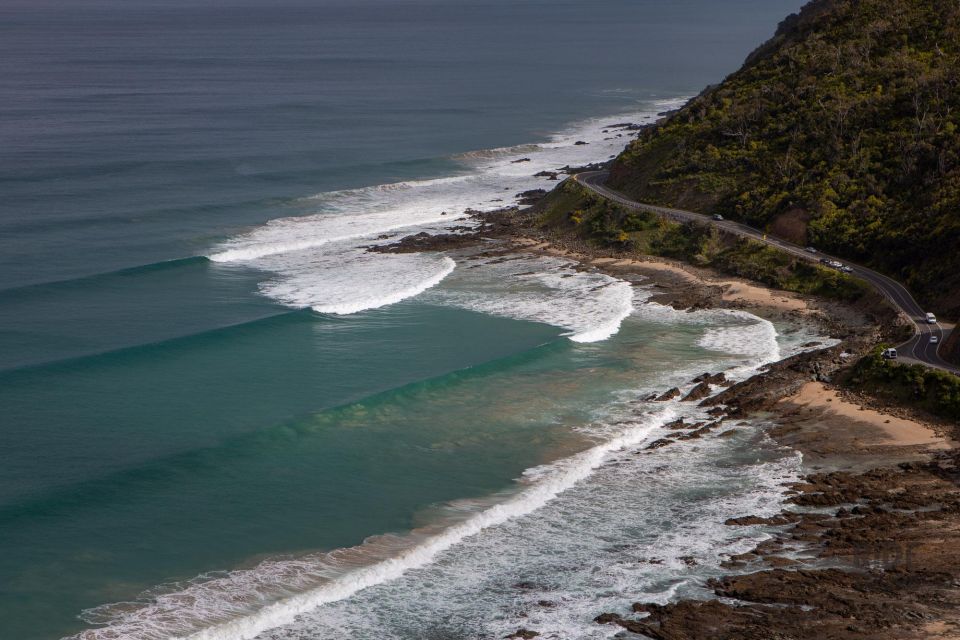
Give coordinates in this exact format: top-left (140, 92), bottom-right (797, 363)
top-left (69, 288), bottom-right (828, 640)
top-left (65, 101), bottom-right (838, 640)
top-left (207, 100), bottom-right (688, 342)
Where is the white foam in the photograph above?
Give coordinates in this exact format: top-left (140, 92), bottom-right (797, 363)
top-left (207, 99), bottom-right (685, 324)
top-left (69, 408), bottom-right (676, 640)
top-left (68, 300), bottom-right (815, 640)
top-left (70, 98), bottom-right (802, 639)
top-left (257, 409), bottom-right (802, 640)
top-left (426, 254), bottom-right (634, 343)
top-left (208, 207), bottom-right (469, 264)
top-left (697, 311), bottom-right (781, 374)
top-left (260, 253), bottom-right (456, 315)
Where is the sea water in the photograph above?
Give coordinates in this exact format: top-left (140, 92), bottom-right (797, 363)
top-left (0, 1), bottom-right (805, 638)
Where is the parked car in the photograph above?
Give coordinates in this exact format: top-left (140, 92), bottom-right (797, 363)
top-left (712, 214), bottom-right (724, 221)
top-left (806, 246), bottom-right (817, 253)
top-left (882, 348), bottom-right (898, 359)
top-left (840, 265), bottom-right (853, 273)
top-left (926, 312), bottom-right (938, 324)
top-left (819, 258), bottom-right (831, 265)
top-left (930, 335), bottom-right (939, 344)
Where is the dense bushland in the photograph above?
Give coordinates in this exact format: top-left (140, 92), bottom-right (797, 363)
top-left (608, 0), bottom-right (960, 316)
top-left (537, 180), bottom-right (869, 302)
top-left (849, 347), bottom-right (960, 420)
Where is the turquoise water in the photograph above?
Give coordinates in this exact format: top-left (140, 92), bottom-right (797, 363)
top-left (0, 1), bottom-right (806, 638)
top-left (0, 306), bottom-right (562, 636)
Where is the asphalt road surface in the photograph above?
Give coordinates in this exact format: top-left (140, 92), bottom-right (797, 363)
top-left (574, 171), bottom-right (958, 375)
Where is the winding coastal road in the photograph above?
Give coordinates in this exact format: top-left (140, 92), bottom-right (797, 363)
top-left (574, 171), bottom-right (959, 375)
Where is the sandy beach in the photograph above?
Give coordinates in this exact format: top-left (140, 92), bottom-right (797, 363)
top-left (388, 204), bottom-right (960, 638)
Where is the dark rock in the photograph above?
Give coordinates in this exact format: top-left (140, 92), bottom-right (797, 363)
top-left (645, 438), bottom-right (674, 450)
top-left (676, 425), bottom-right (714, 440)
top-left (594, 613), bottom-right (623, 625)
top-left (725, 513), bottom-right (801, 526)
top-left (681, 381), bottom-right (712, 402)
top-left (505, 630), bottom-right (538, 639)
top-left (692, 372), bottom-right (727, 385)
top-left (655, 388), bottom-right (681, 401)
top-left (515, 189), bottom-right (548, 206)
top-left (764, 556), bottom-right (800, 568)
top-left (631, 602), bottom-right (665, 614)
top-left (533, 170), bottom-right (559, 180)
top-left (510, 158), bottom-right (531, 163)
top-left (558, 161), bottom-right (611, 174)
top-left (574, 140), bottom-right (589, 145)
top-left (369, 231), bottom-right (480, 254)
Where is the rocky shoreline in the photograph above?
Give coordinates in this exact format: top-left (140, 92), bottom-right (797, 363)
top-left (370, 202), bottom-right (960, 639)
top-left (591, 350), bottom-right (960, 640)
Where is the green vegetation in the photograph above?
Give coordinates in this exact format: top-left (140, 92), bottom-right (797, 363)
top-left (609, 0), bottom-right (960, 317)
top-left (537, 179), bottom-right (869, 302)
top-left (848, 347), bottom-right (960, 420)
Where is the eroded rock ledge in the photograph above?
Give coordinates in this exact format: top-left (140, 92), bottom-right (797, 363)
top-left (594, 452), bottom-right (960, 639)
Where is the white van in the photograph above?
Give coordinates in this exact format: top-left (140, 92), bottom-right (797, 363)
top-left (925, 312), bottom-right (937, 324)
top-left (882, 348), bottom-right (898, 359)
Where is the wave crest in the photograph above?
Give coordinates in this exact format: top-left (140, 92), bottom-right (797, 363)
top-left (70, 406), bottom-right (676, 640)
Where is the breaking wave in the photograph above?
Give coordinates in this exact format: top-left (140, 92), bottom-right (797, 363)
top-left (206, 99), bottom-right (684, 334)
top-left (67, 292), bottom-right (809, 640)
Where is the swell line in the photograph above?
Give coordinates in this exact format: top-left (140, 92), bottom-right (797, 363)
top-left (0, 339), bottom-right (565, 526)
top-left (0, 308), bottom-right (308, 377)
top-left (0, 256), bottom-right (212, 300)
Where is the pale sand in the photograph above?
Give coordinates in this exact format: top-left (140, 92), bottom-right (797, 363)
top-left (590, 255), bottom-right (812, 313)
top-left (783, 382), bottom-right (948, 448)
top-left (924, 621), bottom-right (960, 639)
top-left (718, 280), bottom-right (808, 311)
top-left (510, 238), bottom-right (814, 315)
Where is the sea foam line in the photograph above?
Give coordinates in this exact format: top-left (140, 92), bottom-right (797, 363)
top-left (306, 257), bottom-right (456, 315)
top-left (72, 304), bottom-right (795, 640)
top-left (207, 98), bottom-right (687, 324)
top-left (182, 409), bottom-right (673, 640)
top-left (567, 281), bottom-right (634, 343)
top-left (207, 216), bottom-right (469, 263)
top-left (69, 407), bottom-right (675, 640)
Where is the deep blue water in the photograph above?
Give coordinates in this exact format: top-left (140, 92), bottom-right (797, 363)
top-left (0, 1), bottom-right (803, 638)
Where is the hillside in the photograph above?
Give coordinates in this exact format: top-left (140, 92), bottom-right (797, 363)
top-left (607, 0), bottom-right (960, 317)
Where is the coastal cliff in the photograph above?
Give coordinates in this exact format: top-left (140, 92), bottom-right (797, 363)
top-left (607, 0), bottom-right (960, 318)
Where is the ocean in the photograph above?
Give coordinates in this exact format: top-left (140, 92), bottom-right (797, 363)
top-left (0, 1), bottom-right (806, 638)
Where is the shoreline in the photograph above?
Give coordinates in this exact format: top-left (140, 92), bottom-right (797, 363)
top-left (514, 230), bottom-right (960, 639)
top-left (382, 204), bottom-right (960, 638)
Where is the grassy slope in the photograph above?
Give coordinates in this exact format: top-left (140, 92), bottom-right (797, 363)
top-left (608, 0), bottom-right (960, 317)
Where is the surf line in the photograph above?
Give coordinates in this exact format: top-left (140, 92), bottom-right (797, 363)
top-left (170, 409), bottom-right (677, 640)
